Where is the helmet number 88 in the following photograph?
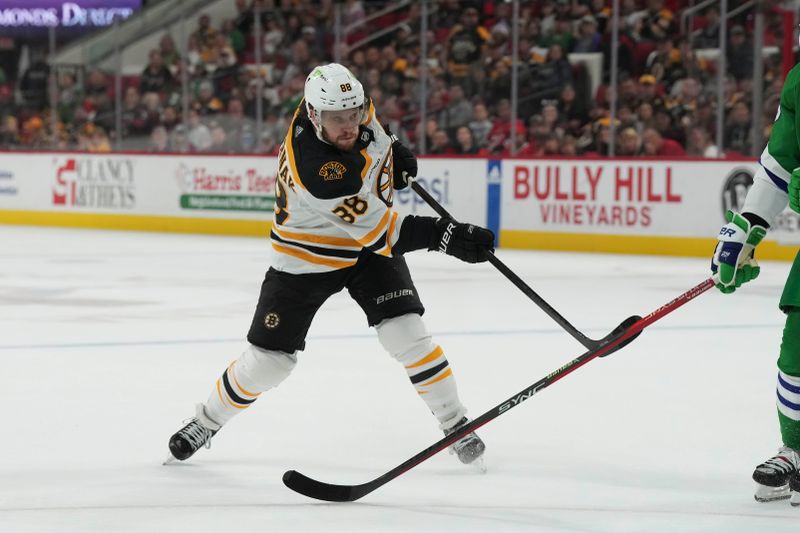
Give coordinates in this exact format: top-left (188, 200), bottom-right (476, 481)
top-left (340, 83), bottom-right (352, 92)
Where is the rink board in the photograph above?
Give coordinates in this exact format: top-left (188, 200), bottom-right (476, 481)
top-left (0, 152), bottom-right (485, 236)
top-left (0, 152), bottom-right (798, 260)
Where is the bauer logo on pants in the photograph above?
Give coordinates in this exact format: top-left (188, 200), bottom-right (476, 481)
top-left (375, 289), bottom-right (414, 305)
top-left (264, 312), bottom-right (280, 329)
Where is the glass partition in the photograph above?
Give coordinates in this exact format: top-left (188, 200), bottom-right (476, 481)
top-left (0, 0), bottom-right (789, 158)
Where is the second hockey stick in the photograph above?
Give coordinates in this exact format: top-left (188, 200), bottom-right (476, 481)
top-left (282, 277), bottom-right (715, 502)
top-left (409, 177), bottom-right (638, 354)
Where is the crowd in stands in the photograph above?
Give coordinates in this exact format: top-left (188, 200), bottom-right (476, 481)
top-left (0, 0), bottom-right (788, 157)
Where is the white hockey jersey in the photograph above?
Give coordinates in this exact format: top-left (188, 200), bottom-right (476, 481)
top-left (270, 101), bottom-right (405, 274)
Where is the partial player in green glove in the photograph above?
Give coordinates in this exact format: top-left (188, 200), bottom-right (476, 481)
top-left (789, 167), bottom-right (800, 213)
top-left (711, 210), bottom-right (767, 293)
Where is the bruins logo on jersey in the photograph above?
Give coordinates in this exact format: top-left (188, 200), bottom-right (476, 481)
top-left (319, 161), bottom-right (347, 181)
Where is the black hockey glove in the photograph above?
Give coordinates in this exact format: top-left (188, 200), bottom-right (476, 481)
top-left (429, 218), bottom-right (495, 264)
top-left (392, 141), bottom-right (417, 189)
top-left (385, 126), bottom-right (416, 190)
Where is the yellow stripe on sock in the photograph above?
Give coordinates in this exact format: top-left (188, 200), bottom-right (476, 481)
top-left (405, 346), bottom-right (444, 369)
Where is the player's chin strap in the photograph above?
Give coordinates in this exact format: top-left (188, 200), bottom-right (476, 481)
top-left (406, 174), bottom-right (639, 354)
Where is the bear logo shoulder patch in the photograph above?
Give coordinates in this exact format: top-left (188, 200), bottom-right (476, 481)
top-left (319, 161), bottom-right (348, 181)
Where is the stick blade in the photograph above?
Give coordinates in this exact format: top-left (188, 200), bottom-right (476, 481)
top-left (598, 315), bottom-right (642, 357)
top-left (282, 470), bottom-right (371, 502)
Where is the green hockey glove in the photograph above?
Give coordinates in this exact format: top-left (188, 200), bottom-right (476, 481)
top-left (789, 168), bottom-right (800, 213)
top-left (711, 210), bottom-right (766, 294)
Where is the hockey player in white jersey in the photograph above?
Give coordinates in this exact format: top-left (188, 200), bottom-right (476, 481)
top-left (165, 63), bottom-right (494, 469)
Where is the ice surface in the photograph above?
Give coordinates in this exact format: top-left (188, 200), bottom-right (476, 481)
top-left (1, 225), bottom-right (798, 532)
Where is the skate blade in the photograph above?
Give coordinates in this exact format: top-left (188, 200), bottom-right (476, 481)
top-left (791, 491), bottom-right (799, 507)
top-left (754, 484), bottom-right (790, 503)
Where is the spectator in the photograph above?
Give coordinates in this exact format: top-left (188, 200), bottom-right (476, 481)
top-left (454, 125), bottom-right (486, 155)
top-left (255, 128), bottom-right (279, 155)
top-left (638, 74), bottom-right (662, 106)
top-left (170, 124), bottom-right (191, 152)
top-left (539, 133), bottom-right (562, 155)
top-left (686, 126), bottom-right (720, 158)
top-left (89, 126), bottom-right (112, 153)
top-left (616, 76), bottom-right (641, 110)
top-left (195, 80), bottom-right (224, 115)
top-left (159, 34), bottom-right (181, 71)
top-left (192, 13), bottom-right (219, 64)
top-left (439, 84), bottom-right (473, 134)
top-left (533, 43), bottom-right (573, 101)
top-left (573, 15), bottom-right (601, 53)
top-left (693, 6), bottom-right (720, 49)
top-left (236, 123), bottom-right (257, 152)
top-left (213, 36), bottom-right (240, 99)
top-left (725, 100), bottom-right (752, 155)
top-left (558, 84), bottom-right (589, 133)
top-left (187, 108), bottom-right (212, 151)
top-left (0, 115), bottom-right (19, 147)
top-left (636, 101), bottom-right (656, 133)
top-left (149, 125), bottom-right (171, 152)
top-left (208, 120), bottom-right (232, 152)
top-left (160, 105), bottom-right (180, 132)
top-left (517, 114), bottom-right (550, 156)
top-left (262, 12), bottom-right (286, 56)
top-left (727, 25), bottom-right (754, 81)
top-left (653, 106), bottom-right (683, 144)
top-left (468, 102), bottom-right (493, 148)
top-left (56, 73), bottom-right (83, 124)
top-left (560, 134), bottom-right (578, 155)
top-left (645, 36), bottom-right (682, 84)
top-left (120, 86), bottom-right (148, 139)
top-left (447, 6), bottom-right (490, 82)
top-left (581, 117), bottom-right (616, 156)
top-left (486, 98), bottom-right (525, 154)
top-left (140, 91), bottom-right (163, 133)
top-left (281, 40), bottom-right (315, 86)
top-left (19, 49), bottom-right (50, 110)
top-left (539, 14), bottom-right (575, 51)
top-left (541, 102), bottom-right (564, 136)
top-left (642, 126), bottom-right (685, 156)
top-left (140, 49), bottom-right (175, 94)
top-left (638, 0), bottom-right (674, 42)
top-left (617, 127), bottom-right (642, 156)
top-left (429, 129), bottom-right (454, 155)
top-left (222, 19), bottom-right (245, 57)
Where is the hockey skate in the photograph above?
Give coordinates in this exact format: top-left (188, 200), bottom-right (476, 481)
top-left (752, 446), bottom-right (799, 503)
top-left (164, 405), bottom-right (219, 464)
top-left (444, 417), bottom-right (486, 473)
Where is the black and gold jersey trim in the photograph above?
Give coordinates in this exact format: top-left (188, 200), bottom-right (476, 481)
top-left (270, 230), bottom-right (362, 259)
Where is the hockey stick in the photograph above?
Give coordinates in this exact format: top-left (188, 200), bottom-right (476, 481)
top-left (282, 277), bottom-right (715, 502)
top-left (408, 177), bottom-right (635, 354)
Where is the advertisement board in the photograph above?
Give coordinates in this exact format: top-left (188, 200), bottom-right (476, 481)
top-left (2, 153), bottom-right (798, 260)
top-left (0, 1), bottom-right (141, 35)
top-left (0, 153), bottom-right (488, 235)
top-left (500, 158), bottom-right (800, 259)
